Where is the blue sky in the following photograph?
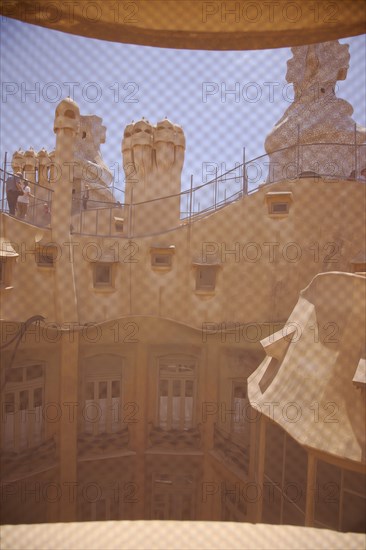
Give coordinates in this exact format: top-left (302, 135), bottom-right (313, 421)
top-left (0, 17), bottom-right (365, 199)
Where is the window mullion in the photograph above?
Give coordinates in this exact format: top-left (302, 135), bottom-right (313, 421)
top-left (180, 380), bottom-right (185, 430)
top-left (28, 384), bottom-right (35, 448)
top-left (167, 379), bottom-right (173, 430)
top-left (106, 380), bottom-right (112, 433)
top-left (14, 390), bottom-right (20, 452)
top-left (93, 381), bottom-right (98, 436)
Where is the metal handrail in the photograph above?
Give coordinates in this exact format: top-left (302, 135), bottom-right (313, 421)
top-left (1, 141), bottom-right (365, 235)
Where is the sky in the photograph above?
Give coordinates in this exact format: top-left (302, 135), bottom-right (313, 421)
top-left (0, 17), bottom-right (365, 203)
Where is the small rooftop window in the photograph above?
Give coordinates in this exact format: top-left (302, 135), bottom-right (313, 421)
top-left (265, 191), bottom-right (293, 217)
top-left (193, 262), bottom-right (220, 293)
top-left (36, 244), bottom-right (57, 267)
top-left (114, 216), bottom-right (124, 233)
top-left (150, 246), bottom-right (175, 271)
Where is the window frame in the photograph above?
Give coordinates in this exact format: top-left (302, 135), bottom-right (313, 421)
top-left (2, 363), bottom-right (45, 452)
top-left (265, 191), bottom-right (293, 217)
top-left (150, 246), bottom-right (175, 271)
top-left (92, 261), bottom-right (117, 290)
top-left (81, 357), bottom-right (124, 436)
top-left (156, 356), bottom-right (197, 431)
top-left (114, 216), bottom-right (124, 234)
top-left (35, 244), bottom-right (57, 268)
top-left (194, 264), bottom-right (220, 293)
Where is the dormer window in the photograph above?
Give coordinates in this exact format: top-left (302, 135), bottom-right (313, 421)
top-left (193, 262), bottom-right (220, 293)
top-left (265, 191), bottom-right (293, 217)
top-left (197, 266), bottom-right (216, 290)
top-left (150, 246), bottom-right (175, 271)
top-left (87, 251), bottom-right (118, 291)
top-left (36, 244), bottom-right (57, 267)
top-left (114, 216), bottom-right (124, 233)
top-left (94, 263), bottom-right (113, 287)
top-left (0, 239), bottom-right (19, 288)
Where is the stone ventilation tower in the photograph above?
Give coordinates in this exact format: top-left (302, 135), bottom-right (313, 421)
top-left (37, 148), bottom-right (51, 186)
top-left (73, 114), bottom-right (114, 208)
top-left (23, 147), bottom-right (37, 183)
top-left (122, 117), bottom-right (186, 234)
top-left (52, 97), bottom-right (80, 323)
top-left (52, 98), bottom-right (81, 520)
top-left (11, 149), bottom-right (25, 174)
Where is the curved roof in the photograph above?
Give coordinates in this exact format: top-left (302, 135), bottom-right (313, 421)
top-left (248, 272), bottom-right (366, 465)
top-left (2, 1), bottom-right (365, 50)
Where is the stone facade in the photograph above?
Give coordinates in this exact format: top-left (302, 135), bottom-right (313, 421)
top-left (0, 42), bottom-right (365, 529)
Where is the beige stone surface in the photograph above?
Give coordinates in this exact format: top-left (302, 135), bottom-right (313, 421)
top-left (1, 521), bottom-right (365, 550)
top-left (248, 271), bottom-right (366, 464)
top-left (2, 176), bottom-right (365, 327)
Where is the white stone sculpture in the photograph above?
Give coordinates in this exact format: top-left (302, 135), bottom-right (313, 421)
top-left (265, 41), bottom-right (366, 182)
top-left (74, 114), bottom-right (114, 205)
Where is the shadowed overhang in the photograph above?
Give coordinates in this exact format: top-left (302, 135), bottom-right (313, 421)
top-left (1, 0), bottom-right (366, 50)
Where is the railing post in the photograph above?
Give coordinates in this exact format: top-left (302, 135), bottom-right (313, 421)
top-left (2, 152), bottom-right (7, 212)
top-left (32, 175), bottom-right (36, 225)
top-left (214, 167), bottom-right (218, 210)
top-left (242, 147), bottom-right (247, 195)
top-left (189, 174), bottom-right (193, 223)
top-left (354, 123), bottom-right (358, 180)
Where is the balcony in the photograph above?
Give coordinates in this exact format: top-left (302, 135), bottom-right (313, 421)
top-left (148, 423), bottom-right (201, 451)
top-left (1, 437), bottom-right (57, 481)
top-left (77, 425), bottom-right (131, 460)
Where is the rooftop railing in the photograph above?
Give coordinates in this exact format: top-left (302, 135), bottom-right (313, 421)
top-left (0, 167), bottom-right (53, 228)
top-left (1, 142), bottom-right (365, 237)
